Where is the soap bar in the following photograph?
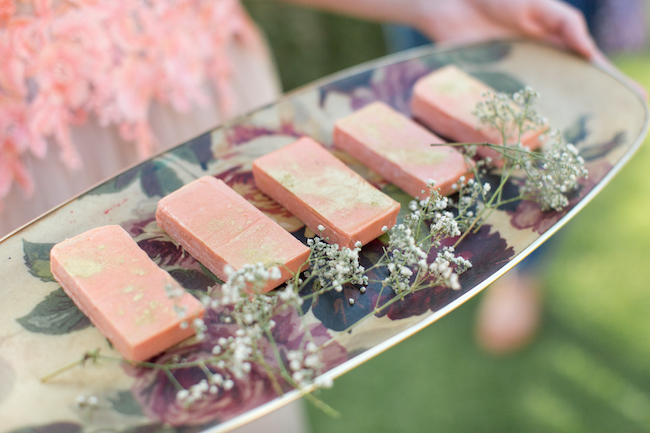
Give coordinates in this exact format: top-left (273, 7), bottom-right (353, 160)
top-left (50, 225), bottom-right (204, 362)
top-left (156, 176), bottom-right (310, 292)
top-left (252, 137), bottom-right (400, 249)
top-left (334, 101), bottom-right (471, 199)
top-left (411, 65), bottom-right (542, 160)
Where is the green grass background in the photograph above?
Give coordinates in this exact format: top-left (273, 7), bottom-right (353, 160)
top-left (245, 2), bottom-right (650, 431)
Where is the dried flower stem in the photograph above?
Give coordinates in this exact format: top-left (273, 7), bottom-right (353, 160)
top-left (40, 349), bottom-right (101, 383)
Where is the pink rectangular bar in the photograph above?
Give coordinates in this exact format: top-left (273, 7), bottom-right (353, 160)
top-left (411, 65), bottom-right (542, 160)
top-left (334, 101), bottom-right (471, 199)
top-left (252, 137), bottom-right (400, 249)
top-left (50, 225), bottom-right (204, 362)
top-left (156, 176), bottom-right (310, 291)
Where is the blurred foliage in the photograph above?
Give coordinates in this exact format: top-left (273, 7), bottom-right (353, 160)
top-left (547, 54), bottom-right (650, 380)
top-left (243, 0), bottom-right (387, 91)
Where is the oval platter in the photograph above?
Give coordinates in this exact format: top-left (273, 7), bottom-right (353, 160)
top-left (0, 40), bottom-right (647, 432)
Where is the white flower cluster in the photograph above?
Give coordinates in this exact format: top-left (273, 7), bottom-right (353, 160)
top-left (212, 330), bottom-right (258, 379)
top-left (287, 342), bottom-right (330, 388)
top-left (192, 317), bottom-right (207, 341)
top-left (470, 88), bottom-right (587, 213)
top-left (176, 372), bottom-right (235, 407)
top-left (176, 376), bottom-right (214, 406)
top-left (384, 187), bottom-right (471, 296)
top-left (473, 87), bottom-right (547, 145)
top-left (174, 263), bottom-right (287, 407)
top-left (217, 262), bottom-right (280, 328)
top-left (306, 237), bottom-right (367, 293)
top-left (512, 88), bottom-right (548, 133)
top-left (448, 177), bottom-right (484, 231)
top-left (278, 280), bottom-right (305, 307)
top-left (522, 130), bottom-right (588, 211)
top-left (388, 222), bottom-right (427, 264)
top-left (163, 282), bottom-right (208, 338)
top-left (430, 247), bottom-right (472, 291)
top-left (221, 263), bottom-right (282, 302)
top-left (418, 181), bottom-right (464, 234)
top-left (174, 327), bottom-right (261, 406)
top-left (386, 192), bottom-right (437, 295)
top-left (430, 211), bottom-right (461, 240)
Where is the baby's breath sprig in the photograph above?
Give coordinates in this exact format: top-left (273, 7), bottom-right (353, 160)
top-left (304, 237), bottom-right (368, 296)
top-left (519, 130), bottom-right (588, 211)
top-left (377, 181), bottom-right (471, 306)
top-left (436, 86), bottom-right (588, 242)
top-left (448, 177), bottom-right (485, 232)
top-left (473, 87), bottom-right (548, 152)
top-left (211, 263), bottom-right (338, 413)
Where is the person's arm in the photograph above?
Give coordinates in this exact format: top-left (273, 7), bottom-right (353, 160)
top-left (283, 0), bottom-right (600, 60)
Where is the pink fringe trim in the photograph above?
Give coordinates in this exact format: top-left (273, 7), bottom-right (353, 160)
top-left (0, 0), bottom-right (257, 204)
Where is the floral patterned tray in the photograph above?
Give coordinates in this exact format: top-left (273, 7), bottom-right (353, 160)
top-left (0, 40), bottom-right (647, 433)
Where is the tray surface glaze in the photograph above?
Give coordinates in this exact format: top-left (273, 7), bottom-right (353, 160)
top-left (0, 40), bottom-right (647, 432)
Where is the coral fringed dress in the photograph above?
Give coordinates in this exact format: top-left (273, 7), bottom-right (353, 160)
top-left (0, 0), bottom-right (281, 237)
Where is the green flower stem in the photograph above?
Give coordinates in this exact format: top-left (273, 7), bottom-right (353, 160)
top-left (374, 281), bottom-right (388, 310)
top-left (164, 367), bottom-right (184, 391)
top-left (374, 279), bottom-right (432, 314)
top-left (279, 371), bottom-right (340, 418)
top-left (494, 195), bottom-right (526, 206)
top-left (260, 324), bottom-right (339, 418)
top-left (40, 349), bottom-right (100, 383)
top-left (328, 276), bottom-right (444, 337)
top-left (453, 215), bottom-right (480, 248)
top-left (250, 332), bottom-right (285, 398)
top-left (65, 354), bottom-right (190, 389)
top-left (435, 142), bottom-right (534, 155)
top-left (257, 354), bottom-right (285, 397)
top-left (198, 361), bottom-right (214, 382)
top-left (263, 327), bottom-right (290, 379)
top-left (96, 353), bottom-right (235, 372)
top-left (431, 142), bottom-right (491, 148)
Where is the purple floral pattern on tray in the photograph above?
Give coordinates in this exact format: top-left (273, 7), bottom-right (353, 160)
top-left (348, 60), bottom-right (431, 114)
top-left (319, 40), bottom-right (515, 115)
top-left (126, 217), bottom-right (202, 271)
top-left (226, 122), bottom-right (302, 147)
